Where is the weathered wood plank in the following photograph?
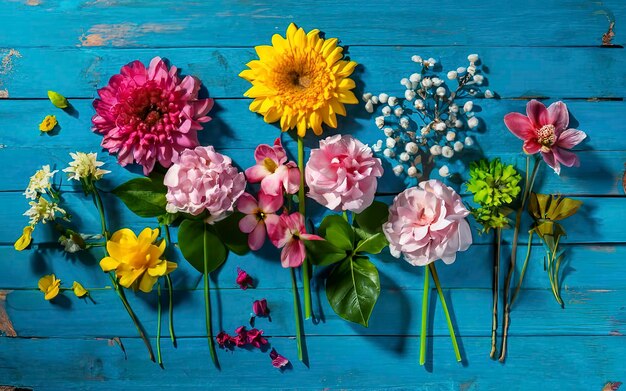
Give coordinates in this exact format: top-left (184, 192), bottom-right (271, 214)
top-left (0, 46), bottom-right (624, 99)
top-left (0, 243), bottom-right (623, 291)
top-left (3, 286), bottom-right (625, 338)
top-left (0, 335), bottom-right (622, 390)
top-left (0, 0), bottom-right (622, 47)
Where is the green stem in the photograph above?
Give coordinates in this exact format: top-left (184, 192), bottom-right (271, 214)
top-left (429, 263), bottom-right (461, 362)
top-left (156, 280), bottom-right (163, 367)
top-left (165, 275), bottom-right (177, 347)
top-left (420, 265), bottom-right (430, 366)
top-left (490, 228), bottom-right (501, 359)
top-left (297, 136), bottom-right (312, 320)
top-left (549, 235), bottom-right (563, 306)
top-left (342, 210), bottom-right (348, 222)
top-left (499, 155), bottom-right (540, 362)
top-left (203, 230), bottom-right (218, 368)
top-left (511, 231), bottom-right (534, 307)
top-left (290, 268), bottom-right (304, 362)
top-left (92, 187), bottom-right (154, 362)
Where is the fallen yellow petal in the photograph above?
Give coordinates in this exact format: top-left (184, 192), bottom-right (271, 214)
top-left (14, 226), bottom-right (34, 251)
top-left (38, 274), bottom-right (61, 301)
top-left (39, 115), bottom-right (58, 132)
top-left (71, 281), bottom-right (89, 298)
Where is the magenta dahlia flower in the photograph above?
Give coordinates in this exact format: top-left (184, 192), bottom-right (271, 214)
top-left (504, 100), bottom-right (587, 175)
top-left (92, 57), bottom-right (214, 174)
top-left (383, 179), bottom-right (472, 266)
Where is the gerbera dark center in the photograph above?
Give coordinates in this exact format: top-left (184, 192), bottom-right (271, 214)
top-left (288, 70), bottom-right (311, 89)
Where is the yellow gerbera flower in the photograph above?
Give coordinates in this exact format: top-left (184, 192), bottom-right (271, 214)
top-left (38, 274), bottom-right (61, 300)
top-left (239, 23), bottom-right (358, 137)
top-left (14, 225), bottom-right (34, 251)
top-left (39, 115), bottom-right (58, 132)
top-left (100, 228), bottom-right (177, 293)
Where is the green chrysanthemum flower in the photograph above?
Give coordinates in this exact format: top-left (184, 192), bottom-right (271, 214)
top-left (466, 159), bottom-right (522, 208)
top-left (471, 206), bottom-right (511, 233)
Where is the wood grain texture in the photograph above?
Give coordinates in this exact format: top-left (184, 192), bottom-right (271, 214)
top-left (0, 0), bottom-right (625, 389)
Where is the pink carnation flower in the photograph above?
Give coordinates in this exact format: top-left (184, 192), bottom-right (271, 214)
top-left (504, 100), bottom-right (587, 174)
top-left (383, 179), bottom-right (472, 266)
top-left (237, 192), bottom-right (282, 251)
top-left (164, 146), bottom-right (246, 222)
top-left (268, 212), bottom-right (322, 268)
top-left (245, 138), bottom-right (300, 196)
top-left (93, 57), bottom-right (213, 174)
top-left (306, 134), bottom-right (383, 213)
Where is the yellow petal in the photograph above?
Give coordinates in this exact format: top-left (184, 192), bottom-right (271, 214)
top-left (99, 257), bottom-right (120, 272)
top-left (338, 90), bottom-right (358, 104)
top-left (338, 78), bottom-right (356, 90)
top-left (44, 284), bottom-right (60, 301)
top-left (71, 281), bottom-right (89, 298)
top-left (255, 45), bottom-right (276, 61)
top-left (165, 261), bottom-right (178, 274)
top-left (148, 260), bottom-right (167, 277)
top-left (138, 273), bottom-right (157, 293)
top-left (14, 226), bottom-right (34, 251)
top-left (38, 274), bottom-right (53, 292)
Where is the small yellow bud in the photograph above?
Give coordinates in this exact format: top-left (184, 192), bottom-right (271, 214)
top-left (71, 281), bottom-right (89, 298)
top-left (39, 115), bottom-right (58, 132)
top-left (47, 90), bottom-right (68, 109)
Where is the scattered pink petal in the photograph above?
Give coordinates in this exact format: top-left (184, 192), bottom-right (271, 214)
top-left (246, 328), bottom-right (268, 348)
top-left (253, 299), bottom-right (270, 317)
top-left (270, 348), bottom-right (289, 368)
top-left (236, 267), bottom-right (254, 290)
top-left (216, 331), bottom-right (232, 348)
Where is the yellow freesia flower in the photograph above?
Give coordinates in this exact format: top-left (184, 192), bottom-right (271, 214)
top-left (100, 228), bottom-right (177, 293)
top-left (71, 281), bottom-right (89, 298)
top-left (239, 23), bottom-right (358, 137)
top-left (38, 274), bottom-right (61, 300)
top-left (39, 115), bottom-right (58, 132)
top-left (14, 226), bottom-right (34, 251)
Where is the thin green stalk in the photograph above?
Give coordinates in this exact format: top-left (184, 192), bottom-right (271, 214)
top-left (290, 268), bottom-right (304, 361)
top-left (420, 266), bottom-right (430, 366)
top-left (490, 228), bottom-right (501, 359)
top-left (156, 280), bottom-right (163, 367)
top-left (203, 230), bottom-right (218, 368)
top-left (429, 263), bottom-right (461, 362)
top-left (499, 155), bottom-right (540, 362)
top-left (549, 235), bottom-right (563, 306)
top-left (342, 210), bottom-right (348, 222)
top-left (511, 231), bottom-right (534, 306)
top-left (297, 136), bottom-right (312, 320)
top-left (165, 275), bottom-right (177, 347)
top-left (92, 187), bottom-right (154, 362)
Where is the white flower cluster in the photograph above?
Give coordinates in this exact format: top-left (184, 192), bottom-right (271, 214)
top-left (364, 54), bottom-right (493, 180)
top-left (63, 152), bottom-right (110, 183)
top-left (24, 197), bottom-right (67, 226)
top-left (24, 165), bottom-right (57, 200)
top-left (21, 165), bottom-right (67, 227)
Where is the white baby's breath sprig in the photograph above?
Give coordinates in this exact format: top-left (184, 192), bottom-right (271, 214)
top-left (24, 165), bottom-right (58, 200)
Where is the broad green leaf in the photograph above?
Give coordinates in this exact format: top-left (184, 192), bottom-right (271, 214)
top-left (355, 232), bottom-right (388, 255)
top-left (318, 214), bottom-right (354, 251)
top-left (326, 255), bottom-right (380, 327)
top-left (112, 177), bottom-right (167, 218)
top-left (47, 90), bottom-right (68, 108)
top-left (354, 201), bottom-right (389, 235)
top-left (157, 212), bottom-right (178, 226)
top-left (178, 219), bottom-right (227, 274)
top-left (304, 239), bottom-right (348, 266)
top-left (213, 212), bottom-right (250, 255)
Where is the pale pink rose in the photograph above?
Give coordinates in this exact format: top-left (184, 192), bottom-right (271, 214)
top-left (237, 192), bottom-right (282, 251)
top-left (93, 57), bottom-right (213, 175)
top-left (164, 146), bottom-right (246, 222)
top-left (267, 212), bottom-right (322, 268)
top-left (245, 138), bottom-right (300, 196)
top-left (306, 134), bottom-right (383, 213)
top-left (383, 179), bottom-right (472, 266)
top-left (504, 100), bottom-right (587, 175)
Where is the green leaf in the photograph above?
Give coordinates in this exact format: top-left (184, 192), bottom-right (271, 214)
top-left (354, 201), bottom-right (389, 235)
top-left (304, 239), bottom-right (348, 266)
top-left (213, 212), bottom-right (250, 256)
top-left (112, 176), bottom-right (167, 218)
top-left (178, 219), bottom-right (227, 274)
top-left (47, 90), bottom-right (68, 109)
top-left (318, 214), bottom-right (354, 251)
top-left (157, 212), bottom-right (178, 226)
top-left (326, 255), bottom-right (380, 327)
top-left (355, 232), bottom-right (388, 255)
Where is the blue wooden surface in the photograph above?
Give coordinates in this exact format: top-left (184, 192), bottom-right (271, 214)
top-left (0, 1), bottom-right (625, 389)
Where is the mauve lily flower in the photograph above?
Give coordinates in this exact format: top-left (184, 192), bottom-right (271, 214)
top-left (504, 100), bottom-right (587, 174)
top-left (244, 138), bottom-right (300, 196)
top-left (237, 192), bottom-right (282, 251)
top-left (270, 348), bottom-right (289, 368)
top-left (267, 212), bottom-right (322, 268)
top-left (236, 267), bottom-right (254, 290)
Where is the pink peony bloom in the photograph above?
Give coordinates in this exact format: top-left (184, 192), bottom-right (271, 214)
top-left (93, 57), bottom-right (213, 174)
top-left (246, 328), bottom-right (268, 348)
top-left (268, 212), bottom-right (322, 268)
top-left (383, 179), bottom-right (472, 266)
top-left (237, 192), bottom-right (282, 251)
top-left (245, 138), bottom-right (300, 196)
top-left (270, 348), bottom-right (289, 369)
top-left (236, 267), bottom-right (254, 290)
top-left (252, 299), bottom-right (270, 317)
top-left (504, 100), bottom-right (587, 174)
top-left (306, 134), bottom-right (383, 213)
top-left (164, 146), bottom-right (246, 222)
